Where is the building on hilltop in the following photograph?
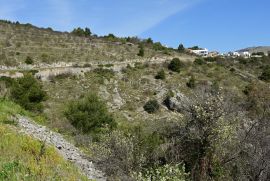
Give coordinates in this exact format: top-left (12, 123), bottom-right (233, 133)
top-left (239, 51), bottom-right (251, 58)
top-left (189, 48), bottom-right (209, 56)
top-left (208, 51), bottom-right (220, 57)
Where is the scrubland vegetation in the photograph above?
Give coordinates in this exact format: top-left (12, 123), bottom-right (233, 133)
top-left (0, 100), bottom-right (88, 180)
top-left (0, 20), bottom-right (270, 180)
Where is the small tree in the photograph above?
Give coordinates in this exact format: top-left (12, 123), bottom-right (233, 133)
top-left (194, 58), bottom-right (205, 65)
top-left (166, 91), bottom-right (231, 181)
top-left (186, 76), bottom-right (196, 88)
top-left (155, 70), bottom-right (166, 80)
top-left (146, 38), bottom-right (153, 44)
top-left (71, 27), bottom-right (91, 37)
top-left (65, 93), bottom-right (116, 134)
top-left (137, 44), bottom-right (145, 57)
top-left (143, 100), bottom-right (160, 114)
top-left (25, 56), bottom-right (33, 64)
top-left (84, 27), bottom-right (91, 36)
top-left (178, 44), bottom-right (185, 52)
top-left (258, 66), bottom-right (270, 82)
top-left (168, 58), bottom-right (183, 73)
top-left (10, 74), bottom-right (47, 112)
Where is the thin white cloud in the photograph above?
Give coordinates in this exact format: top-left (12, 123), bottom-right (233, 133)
top-left (93, 0), bottom-right (202, 36)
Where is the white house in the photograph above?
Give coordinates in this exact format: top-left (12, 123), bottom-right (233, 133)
top-left (191, 48), bottom-right (209, 56)
top-left (239, 51), bottom-right (251, 58)
top-left (228, 52), bottom-right (240, 57)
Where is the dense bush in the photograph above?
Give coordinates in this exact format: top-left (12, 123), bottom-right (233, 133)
top-left (153, 42), bottom-right (166, 51)
top-left (186, 76), bottom-right (196, 88)
top-left (10, 74), bottom-right (47, 112)
top-left (258, 66), bottom-right (270, 81)
top-left (155, 70), bottom-right (166, 80)
top-left (178, 44), bottom-right (185, 53)
top-left (71, 27), bottom-right (91, 37)
top-left (90, 126), bottom-right (164, 179)
top-left (64, 93), bottom-right (116, 134)
top-left (25, 56), bottom-right (33, 64)
top-left (143, 100), bottom-right (160, 114)
top-left (194, 58), bottom-right (205, 65)
top-left (133, 164), bottom-right (189, 181)
top-left (137, 44), bottom-right (145, 57)
top-left (168, 58), bottom-right (183, 73)
top-left (252, 52), bottom-right (265, 56)
top-left (204, 57), bottom-right (217, 62)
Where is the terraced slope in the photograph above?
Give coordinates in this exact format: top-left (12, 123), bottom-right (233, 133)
top-left (0, 21), bottom-right (188, 66)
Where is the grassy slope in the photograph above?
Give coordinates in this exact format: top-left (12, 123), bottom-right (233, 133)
top-left (0, 21), bottom-right (185, 66)
top-left (41, 60), bottom-right (248, 139)
top-left (0, 100), bottom-right (88, 181)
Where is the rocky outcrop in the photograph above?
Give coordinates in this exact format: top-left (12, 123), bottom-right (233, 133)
top-left (17, 116), bottom-right (106, 181)
top-left (164, 92), bottom-right (191, 112)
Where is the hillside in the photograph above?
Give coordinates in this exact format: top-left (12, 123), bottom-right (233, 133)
top-left (0, 100), bottom-right (89, 180)
top-left (237, 46), bottom-right (270, 55)
top-left (0, 20), bottom-right (192, 67)
top-left (0, 20), bottom-right (270, 181)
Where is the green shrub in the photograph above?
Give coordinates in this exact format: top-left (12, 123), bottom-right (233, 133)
top-left (132, 164), bottom-right (189, 181)
top-left (71, 27), bottom-right (91, 37)
top-left (138, 44), bottom-right (145, 57)
top-left (194, 58), bottom-right (205, 65)
top-left (178, 44), bottom-right (185, 53)
top-left (64, 93), bottom-right (116, 134)
top-left (10, 74), bottom-right (47, 112)
top-left (25, 56), bottom-right (33, 64)
top-left (93, 68), bottom-right (115, 80)
top-left (0, 76), bottom-right (14, 87)
top-left (259, 66), bottom-right (270, 82)
top-left (204, 57), bottom-right (217, 62)
top-left (186, 76), bottom-right (196, 88)
top-left (153, 42), bottom-right (165, 51)
top-left (168, 58), bottom-right (183, 73)
top-left (155, 70), bottom-right (166, 80)
top-left (143, 100), bottom-right (160, 114)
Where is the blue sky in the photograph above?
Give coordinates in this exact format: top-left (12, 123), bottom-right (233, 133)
top-left (0, 0), bottom-right (269, 52)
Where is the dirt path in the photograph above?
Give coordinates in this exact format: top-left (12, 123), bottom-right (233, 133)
top-left (17, 116), bottom-right (106, 181)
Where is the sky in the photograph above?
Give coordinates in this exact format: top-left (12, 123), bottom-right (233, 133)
top-left (0, 0), bottom-right (269, 52)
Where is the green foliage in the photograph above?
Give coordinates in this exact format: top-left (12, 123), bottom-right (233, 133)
top-left (133, 164), bottom-right (189, 181)
top-left (146, 38), bottom-right (153, 44)
top-left (90, 126), bottom-right (164, 178)
top-left (10, 74), bottom-right (47, 112)
top-left (0, 125), bottom-right (88, 180)
top-left (238, 57), bottom-right (247, 64)
top-left (64, 93), bottom-right (116, 134)
top-left (138, 44), bottom-right (145, 57)
top-left (71, 27), bottom-right (91, 37)
top-left (155, 70), bottom-right (166, 80)
top-left (186, 76), bottom-right (196, 88)
top-left (166, 92), bottom-right (230, 180)
top-left (0, 76), bottom-right (14, 88)
top-left (194, 58), bottom-right (205, 65)
top-left (143, 100), bottom-right (160, 114)
top-left (189, 46), bottom-right (200, 50)
top-left (178, 43), bottom-right (185, 52)
top-left (258, 66), bottom-right (270, 82)
top-left (153, 42), bottom-right (166, 51)
top-left (204, 57), bottom-right (217, 62)
top-left (168, 58), bottom-right (183, 73)
top-left (93, 68), bottom-right (115, 80)
top-left (25, 56), bottom-right (33, 64)
top-left (252, 52), bottom-right (265, 56)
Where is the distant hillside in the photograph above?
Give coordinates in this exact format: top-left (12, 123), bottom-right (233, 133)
top-left (0, 20), bottom-right (186, 66)
top-left (237, 46), bottom-right (270, 55)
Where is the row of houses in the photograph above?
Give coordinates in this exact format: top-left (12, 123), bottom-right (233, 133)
top-left (188, 48), bottom-right (257, 59)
